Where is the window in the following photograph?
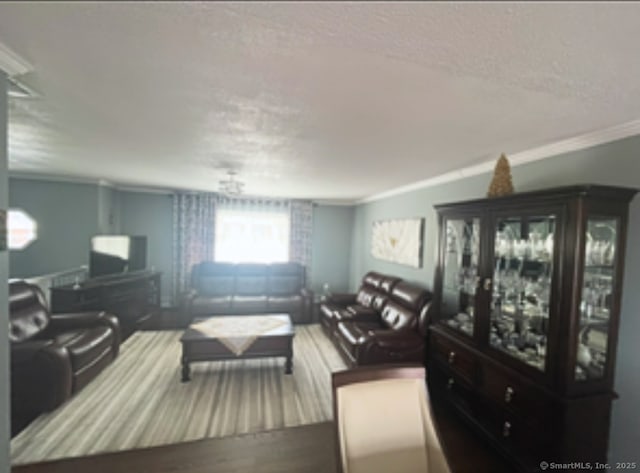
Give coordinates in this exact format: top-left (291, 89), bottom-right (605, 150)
top-left (214, 208), bottom-right (290, 263)
top-left (8, 209), bottom-right (37, 250)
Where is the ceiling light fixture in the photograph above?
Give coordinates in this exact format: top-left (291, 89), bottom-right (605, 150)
top-left (219, 170), bottom-right (244, 196)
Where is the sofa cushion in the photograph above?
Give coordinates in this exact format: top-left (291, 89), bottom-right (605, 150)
top-left (346, 305), bottom-right (378, 317)
top-left (198, 276), bottom-right (235, 297)
top-left (53, 326), bottom-right (113, 371)
top-left (337, 321), bottom-right (383, 357)
top-left (337, 323), bottom-right (366, 350)
top-left (192, 295), bottom-right (232, 315)
top-left (232, 295), bottom-right (269, 313)
top-left (355, 287), bottom-right (378, 308)
top-left (371, 294), bottom-right (389, 312)
top-left (268, 276), bottom-right (301, 295)
top-left (380, 301), bottom-right (417, 331)
top-left (235, 276), bottom-right (267, 295)
top-left (391, 281), bottom-right (429, 311)
top-left (379, 275), bottom-right (401, 294)
top-left (362, 272), bottom-right (385, 289)
top-left (268, 295), bottom-right (302, 313)
top-left (268, 263), bottom-right (303, 294)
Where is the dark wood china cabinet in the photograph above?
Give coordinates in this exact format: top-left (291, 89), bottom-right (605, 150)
top-left (428, 185), bottom-right (637, 472)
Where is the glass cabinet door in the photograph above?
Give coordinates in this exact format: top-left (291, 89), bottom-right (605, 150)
top-left (489, 214), bottom-right (556, 370)
top-left (575, 218), bottom-right (618, 381)
top-left (439, 217), bottom-right (481, 337)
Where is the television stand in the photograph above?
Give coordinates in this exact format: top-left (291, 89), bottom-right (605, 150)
top-left (50, 271), bottom-right (161, 340)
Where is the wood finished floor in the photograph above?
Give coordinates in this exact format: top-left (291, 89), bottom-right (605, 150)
top-left (12, 406), bottom-right (515, 473)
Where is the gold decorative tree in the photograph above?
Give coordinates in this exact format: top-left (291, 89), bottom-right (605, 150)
top-left (487, 153), bottom-right (514, 197)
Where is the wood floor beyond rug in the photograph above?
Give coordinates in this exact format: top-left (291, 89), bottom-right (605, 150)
top-left (11, 324), bottom-right (347, 465)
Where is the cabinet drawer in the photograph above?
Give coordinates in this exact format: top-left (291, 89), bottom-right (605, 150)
top-left (428, 363), bottom-right (475, 415)
top-left (480, 361), bottom-right (555, 427)
top-left (430, 331), bottom-right (477, 385)
top-left (476, 402), bottom-right (549, 466)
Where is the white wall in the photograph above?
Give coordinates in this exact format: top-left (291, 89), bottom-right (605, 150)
top-left (0, 70), bottom-right (11, 473)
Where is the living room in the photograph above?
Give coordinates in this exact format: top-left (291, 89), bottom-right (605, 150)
top-left (1, 3), bottom-right (640, 473)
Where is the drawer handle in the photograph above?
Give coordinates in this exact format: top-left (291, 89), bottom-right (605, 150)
top-left (448, 351), bottom-right (456, 364)
top-left (447, 378), bottom-right (455, 390)
top-left (484, 278), bottom-right (492, 291)
top-left (502, 421), bottom-right (511, 438)
top-left (504, 386), bottom-right (515, 403)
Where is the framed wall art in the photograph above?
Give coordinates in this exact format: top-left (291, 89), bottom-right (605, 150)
top-left (371, 217), bottom-right (424, 268)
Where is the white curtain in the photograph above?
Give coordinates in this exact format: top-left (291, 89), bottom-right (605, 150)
top-left (172, 193), bottom-right (217, 300)
top-left (290, 200), bottom-right (314, 273)
top-left (173, 194), bottom-right (314, 298)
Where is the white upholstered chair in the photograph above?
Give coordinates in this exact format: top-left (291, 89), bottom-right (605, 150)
top-left (332, 365), bottom-right (451, 473)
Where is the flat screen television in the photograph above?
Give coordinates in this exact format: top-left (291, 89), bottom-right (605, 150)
top-left (89, 235), bottom-right (147, 278)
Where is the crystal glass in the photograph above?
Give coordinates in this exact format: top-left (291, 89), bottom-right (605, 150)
top-left (575, 218), bottom-right (618, 381)
top-left (489, 215), bottom-right (556, 370)
top-left (439, 217), bottom-right (481, 337)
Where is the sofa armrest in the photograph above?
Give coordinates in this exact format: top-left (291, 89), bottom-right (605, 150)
top-left (49, 310), bottom-right (117, 330)
top-left (179, 289), bottom-right (198, 324)
top-left (299, 288), bottom-right (314, 323)
top-left (325, 292), bottom-right (357, 306)
top-left (11, 341), bottom-right (73, 411)
top-left (49, 311), bottom-right (121, 355)
top-left (355, 330), bottom-right (426, 365)
top-left (362, 329), bottom-right (424, 349)
top-left (336, 307), bottom-right (381, 324)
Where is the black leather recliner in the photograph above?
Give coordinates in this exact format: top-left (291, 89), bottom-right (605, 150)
top-left (9, 281), bottom-right (121, 430)
top-left (182, 262), bottom-right (313, 324)
top-left (320, 272), bottom-right (432, 366)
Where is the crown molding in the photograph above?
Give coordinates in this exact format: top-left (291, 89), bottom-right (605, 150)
top-left (0, 41), bottom-right (32, 76)
top-left (9, 171), bottom-right (103, 186)
top-left (312, 199), bottom-right (356, 207)
top-left (115, 184), bottom-right (174, 195)
top-left (358, 119), bottom-right (640, 204)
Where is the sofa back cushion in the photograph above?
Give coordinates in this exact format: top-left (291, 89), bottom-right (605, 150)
top-left (362, 271), bottom-right (385, 290)
top-left (390, 281), bottom-right (431, 312)
top-left (192, 262), bottom-right (306, 297)
top-left (355, 287), bottom-right (378, 309)
top-left (379, 275), bottom-right (401, 294)
top-left (381, 301), bottom-right (417, 331)
top-left (235, 264), bottom-right (268, 295)
top-left (371, 293), bottom-right (389, 312)
top-left (9, 281), bottom-right (50, 343)
top-left (193, 262), bottom-right (236, 297)
top-left (268, 263), bottom-right (304, 295)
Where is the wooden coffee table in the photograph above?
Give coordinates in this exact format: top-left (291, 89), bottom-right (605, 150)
top-left (180, 314), bottom-right (294, 382)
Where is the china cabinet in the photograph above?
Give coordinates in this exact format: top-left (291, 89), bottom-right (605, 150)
top-left (428, 185), bottom-right (636, 471)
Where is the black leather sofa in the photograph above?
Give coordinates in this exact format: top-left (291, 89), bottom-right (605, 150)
top-left (320, 271), bottom-right (432, 366)
top-left (183, 262), bottom-right (313, 324)
top-left (9, 281), bottom-right (121, 433)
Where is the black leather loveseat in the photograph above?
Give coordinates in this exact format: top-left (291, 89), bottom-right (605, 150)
top-left (9, 281), bottom-right (121, 433)
top-left (320, 271), bottom-right (432, 366)
top-left (183, 262), bottom-right (313, 324)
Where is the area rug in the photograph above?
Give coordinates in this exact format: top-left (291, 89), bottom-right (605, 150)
top-left (11, 324), bottom-right (347, 465)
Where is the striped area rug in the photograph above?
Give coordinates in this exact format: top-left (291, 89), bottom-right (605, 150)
top-left (11, 324), bottom-right (347, 465)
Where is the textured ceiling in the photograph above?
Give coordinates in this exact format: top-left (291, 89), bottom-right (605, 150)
top-left (1, 2), bottom-right (640, 201)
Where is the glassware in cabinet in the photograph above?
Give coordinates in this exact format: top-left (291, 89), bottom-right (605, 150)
top-left (489, 214), bottom-right (556, 371)
top-left (575, 218), bottom-right (618, 381)
top-left (439, 217), bottom-right (481, 338)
